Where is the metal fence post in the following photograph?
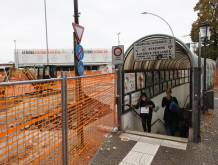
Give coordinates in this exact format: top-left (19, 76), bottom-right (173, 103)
top-left (61, 72), bottom-right (68, 165)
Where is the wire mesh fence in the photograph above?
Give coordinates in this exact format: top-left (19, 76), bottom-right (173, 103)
top-left (0, 73), bottom-right (117, 165)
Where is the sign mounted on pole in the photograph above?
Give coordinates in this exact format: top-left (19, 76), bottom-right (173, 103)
top-left (134, 38), bottom-right (175, 61)
top-left (76, 44), bottom-right (84, 60)
top-left (72, 23), bottom-right (84, 43)
top-left (77, 61), bottom-right (84, 76)
top-left (112, 45), bottom-right (124, 65)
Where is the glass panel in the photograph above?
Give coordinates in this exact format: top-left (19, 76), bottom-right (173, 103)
top-left (172, 80), bottom-right (175, 87)
top-left (145, 88), bottom-right (150, 97)
top-left (185, 70), bottom-right (188, 77)
top-left (178, 70), bottom-right (182, 78)
top-left (174, 70), bottom-right (178, 79)
top-left (137, 72), bottom-right (145, 90)
top-left (131, 91), bottom-right (141, 105)
top-left (163, 82), bottom-right (168, 91)
top-left (160, 71), bottom-right (165, 83)
top-left (142, 89), bottom-right (146, 93)
top-left (168, 81), bottom-right (172, 88)
top-left (170, 71), bottom-right (173, 80)
top-left (160, 83), bottom-right (163, 93)
top-left (181, 78), bottom-right (185, 83)
top-left (176, 79), bottom-right (180, 86)
top-left (180, 78), bottom-right (183, 84)
top-left (150, 87), bottom-right (154, 97)
top-left (154, 84), bottom-right (160, 95)
top-left (182, 70), bottom-right (185, 78)
top-left (124, 73), bottom-right (136, 93)
top-left (146, 72), bottom-right (153, 87)
top-left (124, 95), bottom-right (130, 111)
top-left (165, 71), bottom-right (169, 81)
top-left (154, 71), bottom-right (159, 85)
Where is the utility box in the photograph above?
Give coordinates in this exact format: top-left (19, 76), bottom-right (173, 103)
top-left (206, 90), bottom-right (214, 109)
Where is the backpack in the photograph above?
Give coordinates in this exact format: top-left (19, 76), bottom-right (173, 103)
top-left (169, 100), bottom-right (180, 113)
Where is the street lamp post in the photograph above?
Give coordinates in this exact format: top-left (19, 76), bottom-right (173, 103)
top-left (141, 12), bottom-right (175, 60)
top-left (117, 32), bottom-right (121, 45)
top-left (141, 12), bottom-right (175, 37)
top-left (199, 22), bottom-right (210, 113)
top-left (43, 0), bottom-right (49, 77)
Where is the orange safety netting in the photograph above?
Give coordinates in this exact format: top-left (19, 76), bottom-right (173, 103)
top-left (0, 73), bottom-right (117, 165)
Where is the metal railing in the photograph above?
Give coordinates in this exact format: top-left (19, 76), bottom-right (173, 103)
top-left (0, 73), bottom-right (116, 165)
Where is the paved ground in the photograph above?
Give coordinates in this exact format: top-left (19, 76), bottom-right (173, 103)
top-left (90, 132), bottom-right (137, 165)
top-left (152, 108), bottom-right (218, 165)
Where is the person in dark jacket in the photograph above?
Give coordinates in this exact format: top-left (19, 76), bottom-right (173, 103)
top-left (135, 93), bottom-right (155, 132)
top-left (162, 88), bottom-right (179, 136)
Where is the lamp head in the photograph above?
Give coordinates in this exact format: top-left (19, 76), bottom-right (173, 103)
top-left (199, 22), bottom-right (210, 41)
top-left (141, 12), bottom-right (148, 15)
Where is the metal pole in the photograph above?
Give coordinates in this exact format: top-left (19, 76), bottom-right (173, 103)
top-left (197, 37), bottom-right (202, 141)
top-left (117, 32), bottom-right (121, 45)
top-left (141, 12), bottom-right (174, 37)
top-left (44, 0), bottom-right (49, 66)
top-left (74, 0), bottom-right (79, 76)
top-left (192, 67), bottom-right (200, 143)
top-left (116, 65), bottom-right (123, 130)
top-left (203, 40), bottom-right (207, 112)
top-left (61, 72), bottom-right (68, 165)
top-left (141, 12), bottom-right (175, 59)
top-left (14, 40), bottom-right (16, 54)
top-left (14, 40), bottom-right (17, 68)
top-left (192, 34), bottom-right (203, 143)
top-left (73, 0), bottom-right (84, 147)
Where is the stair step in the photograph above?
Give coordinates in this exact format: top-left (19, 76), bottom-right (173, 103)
top-left (124, 130), bottom-right (188, 143)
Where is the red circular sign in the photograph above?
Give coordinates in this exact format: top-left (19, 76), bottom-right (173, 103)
top-left (114, 47), bottom-right (122, 56)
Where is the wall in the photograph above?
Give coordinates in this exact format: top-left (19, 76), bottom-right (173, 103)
top-left (15, 49), bottom-right (112, 67)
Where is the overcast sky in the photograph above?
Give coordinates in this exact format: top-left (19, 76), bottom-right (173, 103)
top-left (0, 0), bottom-right (198, 63)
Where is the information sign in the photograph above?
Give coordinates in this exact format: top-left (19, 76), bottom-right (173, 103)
top-left (134, 38), bottom-right (175, 61)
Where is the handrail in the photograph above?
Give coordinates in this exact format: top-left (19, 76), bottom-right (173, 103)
top-left (151, 118), bottom-right (165, 127)
top-left (183, 95), bottom-right (190, 109)
top-left (124, 104), bottom-right (165, 128)
top-left (124, 104), bottom-right (140, 117)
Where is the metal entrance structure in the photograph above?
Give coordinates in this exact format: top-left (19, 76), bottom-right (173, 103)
top-left (121, 34), bottom-right (199, 141)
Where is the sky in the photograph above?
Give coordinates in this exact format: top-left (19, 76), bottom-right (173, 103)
top-left (0, 0), bottom-right (198, 63)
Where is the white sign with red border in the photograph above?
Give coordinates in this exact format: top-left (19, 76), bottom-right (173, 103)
top-left (72, 23), bottom-right (84, 43)
top-left (112, 45), bottom-right (124, 65)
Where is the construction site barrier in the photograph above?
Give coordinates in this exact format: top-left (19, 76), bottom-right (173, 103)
top-left (0, 73), bottom-right (117, 165)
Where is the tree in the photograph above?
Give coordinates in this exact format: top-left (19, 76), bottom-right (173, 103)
top-left (191, 0), bottom-right (218, 60)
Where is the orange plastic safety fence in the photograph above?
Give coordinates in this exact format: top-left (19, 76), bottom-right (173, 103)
top-left (66, 73), bottom-right (116, 165)
top-left (0, 73), bottom-right (117, 165)
top-left (0, 80), bottom-right (62, 165)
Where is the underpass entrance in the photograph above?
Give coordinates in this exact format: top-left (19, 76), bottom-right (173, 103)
top-left (120, 34), bottom-right (197, 140)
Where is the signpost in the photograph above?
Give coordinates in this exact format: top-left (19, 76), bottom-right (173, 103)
top-left (134, 38), bottom-right (175, 61)
top-left (73, 0), bottom-right (84, 152)
top-left (112, 45), bottom-right (124, 65)
top-left (112, 45), bottom-right (124, 131)
top-left (76, 44), bottom-right (84, 61)
top-left (72, 24), bottom-right (85, 76)
top-left (72, 23), bottom-right (84, 43)
top-left (77, 61), bottom-right (84, 76)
